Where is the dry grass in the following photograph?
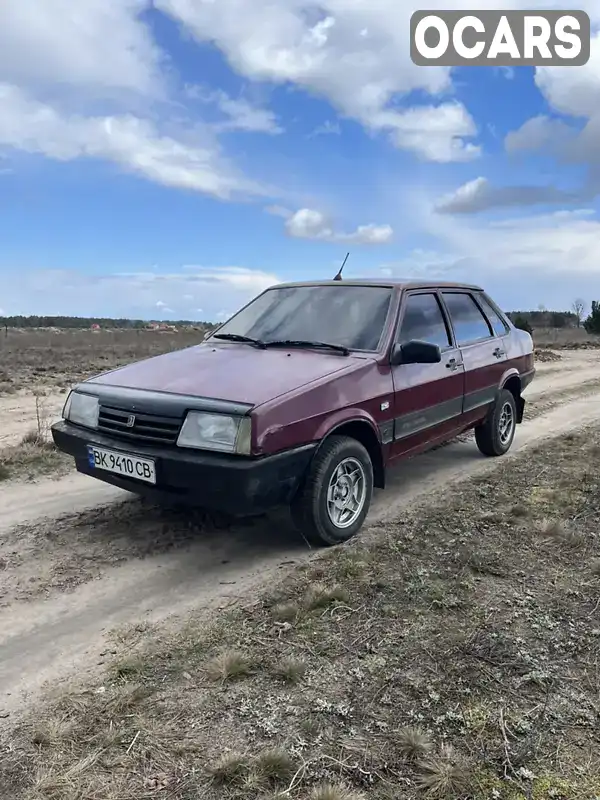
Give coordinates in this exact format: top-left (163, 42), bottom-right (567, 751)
top-left (533, 326), bottom-right (600, 349)
top-left (395, 728), bottom-right (434, 761)
top-left (4, 427), bottom-right (600, 799)
top-left (0, 391), bottom-right (69, 480)
top-left (271, 602), bottom-right (300, 622)
top-left (206, 649), bottom-right (252, 682)
top-left (309, 784), bottom-right (366, 800)
top-left (416, 745), bottom-right (473, 797)
top-left (302, 583), bottom-right (350, 610)
top-left (207, 751), bottom-right (250, 785)
top-left (274, 656), bottom-right (307, 684)
top-left (0, 438), bottom-right (71, 482)
top-left (0, 327), bottom-right (207, 394)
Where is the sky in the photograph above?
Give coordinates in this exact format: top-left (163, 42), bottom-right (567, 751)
top-left (0, 0), bottom-right (599, 322)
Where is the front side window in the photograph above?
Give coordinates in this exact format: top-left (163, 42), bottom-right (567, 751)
top-left (211, 285), bottom-right (393, 351)
top-left (397, 293), bottom-right (451, 349)
top-left (441, 292), bottom-right (493, 346)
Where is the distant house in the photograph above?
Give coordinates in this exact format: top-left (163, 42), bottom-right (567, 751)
top-left (91, 323), bottom-right (101, 331)
top-left (146, 321), bottom-right (177, 332)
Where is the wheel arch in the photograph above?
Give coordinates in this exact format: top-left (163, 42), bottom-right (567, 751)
top-left (500, 371), bottom-right (524, 423)
top-left (313, 417), bottom-right (385, 489)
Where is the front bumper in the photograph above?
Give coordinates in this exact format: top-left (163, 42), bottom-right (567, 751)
top-left (51, 421), bottom-right (316, 516)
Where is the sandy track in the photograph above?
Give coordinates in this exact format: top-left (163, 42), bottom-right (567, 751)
top-left (0, 392), bottom-right (64, 450)
top-left (1, 350), bottom-right (600, 722)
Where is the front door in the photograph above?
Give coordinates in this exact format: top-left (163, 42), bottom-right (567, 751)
top-left (390, 291), bottom-right (466, 460)
top-left (439, 291), bottom-right (508, 426)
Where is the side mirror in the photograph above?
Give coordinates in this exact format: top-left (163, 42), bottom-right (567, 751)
top-left (390, 340), bottom-right (442, 366)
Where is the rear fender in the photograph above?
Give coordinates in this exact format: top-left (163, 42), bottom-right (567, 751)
top-left (500, 369), bottom-right (525, 424)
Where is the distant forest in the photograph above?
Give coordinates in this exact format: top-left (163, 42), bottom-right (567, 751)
top-left (506, 310), bottom-right (580, 328)
top-left (0, 315), bottom-right (215, 329)
top-left (0, 309), bottom-right (582, 330)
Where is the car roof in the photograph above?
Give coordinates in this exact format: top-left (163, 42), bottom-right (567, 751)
top-left (272, 278), bottom-right (484, 291)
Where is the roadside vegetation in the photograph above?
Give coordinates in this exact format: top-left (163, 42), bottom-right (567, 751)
top-left (2, 425), bottom-right (600, 799)
top-left (0, 394), bottom-right (71, 482)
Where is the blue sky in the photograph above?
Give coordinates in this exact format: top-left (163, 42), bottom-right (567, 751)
top-left (0, 0), bottom-right (599, 321)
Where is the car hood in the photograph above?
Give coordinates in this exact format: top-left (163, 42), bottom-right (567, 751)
top-left (87, 342), bottom-right (365, 407)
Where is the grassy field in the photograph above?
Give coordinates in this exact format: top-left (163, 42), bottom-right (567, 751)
top-left (532, 327), bottom-right (600, 349)
top-left (0, 327), bottom-right (207, 395)
top-left (3, 425), bottom-right (600, 800)
top-left (1, 324), bottom-right (599, 398)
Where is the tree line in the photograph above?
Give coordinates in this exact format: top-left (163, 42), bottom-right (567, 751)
top-left (0, 315), bottom-right (214, 329)
top-left (2, 301), bottom-right (600, 335)
top-left (509, 298), bottom-right (600, 335)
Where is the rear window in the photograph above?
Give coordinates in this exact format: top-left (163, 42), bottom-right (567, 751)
top-left (441, 292), bottom-right (493, 346)
top-left (477, 294), bottom-right (510, 337)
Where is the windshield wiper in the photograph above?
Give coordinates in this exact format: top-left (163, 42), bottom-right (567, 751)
top-left (212, 333), bottom-right (267, 349)
top-left (265, 339), bottom-right (350, 356)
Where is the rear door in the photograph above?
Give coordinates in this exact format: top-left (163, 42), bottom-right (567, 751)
top-left (390, 290), bottom-right (466, 459)
top-left (439, 291), bottom-right (508, 424)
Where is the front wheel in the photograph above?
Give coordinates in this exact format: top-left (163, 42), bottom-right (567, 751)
top-left (475, 388), bottom-right (517, 457)
top-left (291, 435), bottom-right (374, 547)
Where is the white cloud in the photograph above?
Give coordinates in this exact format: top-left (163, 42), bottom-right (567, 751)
top-left (425, 202), bottom-right (600, 277)
top-left (0, 84), bottom-right (267, 199)
top-left (442, 30), bottom-right (600, 215)
top-left (187, 86), bottom-right (283, 134)
top-left (309, 120), bottom-right (341, 137)
top-left (376, 102), bottom-right (480, 163)
top-left (155, 0), bottom-right (480, 162)
top-left (380, 248), bottom-right (459, 279)
top-left (436, 176), bottom-right (578, 214)
top-left (535, 31), bottom-right (600, 120)
top-left (1, 266), bottom-right (280, 320)
top-left (213, 92), bottom-right (283, 135)
top-left (505, 115), bottom-right (575, 156)
top-left (282, 208), bottom-right (393, 244)
top-left (0, 0), bottom-right (162, 97)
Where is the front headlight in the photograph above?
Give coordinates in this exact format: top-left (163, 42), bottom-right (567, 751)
top-left (177, 412), bottom-right (251, 454)
top-left (63, 391), bottom-right (99, 429)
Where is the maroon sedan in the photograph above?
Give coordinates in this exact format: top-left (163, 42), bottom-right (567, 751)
top-left (52, 280), bottom-right (535, 546)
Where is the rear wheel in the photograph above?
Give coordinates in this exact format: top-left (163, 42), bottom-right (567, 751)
top-left (291, 435), bottom-right (374, 546)
top-left (475, 388), bottom-right (517, 457)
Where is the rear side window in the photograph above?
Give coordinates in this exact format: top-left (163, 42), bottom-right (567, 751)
top-left (441, 292), bottom-right (493, 346)
top-left (477, 294), bottom-right (510, 337)
top-left (397, 293), bottom-right (451, 349)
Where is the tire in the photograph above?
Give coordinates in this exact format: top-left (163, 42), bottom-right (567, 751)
top-left (475, 388), bottom-right (517, 457)
top-left (291, 435), bottom-right (374, 547)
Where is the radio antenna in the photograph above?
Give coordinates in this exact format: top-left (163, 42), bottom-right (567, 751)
top-left (333, 252), bottom-right (349, 281)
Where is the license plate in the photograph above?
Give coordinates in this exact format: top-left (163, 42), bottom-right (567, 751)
top-left (87, 445), bottom-right (156, 484)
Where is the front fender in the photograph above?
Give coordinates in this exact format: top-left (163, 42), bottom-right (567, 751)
top-left (312, 407), bottom-right (382, 444)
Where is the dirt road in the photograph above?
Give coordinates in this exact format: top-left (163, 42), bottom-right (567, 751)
top-left (1, 350), bottom-right (600, 722)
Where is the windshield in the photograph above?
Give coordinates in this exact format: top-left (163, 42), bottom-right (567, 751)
top-left (211, 285), bottom-right (393, 351)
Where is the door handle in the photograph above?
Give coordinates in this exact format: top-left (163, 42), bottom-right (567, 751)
top-left (493, 347), bottom-right (505, 358)
top-left (446, 358), bottom-right (459, 371)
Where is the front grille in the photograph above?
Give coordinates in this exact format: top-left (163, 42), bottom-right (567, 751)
top-left (97, 405), bottom-right (182, 445)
